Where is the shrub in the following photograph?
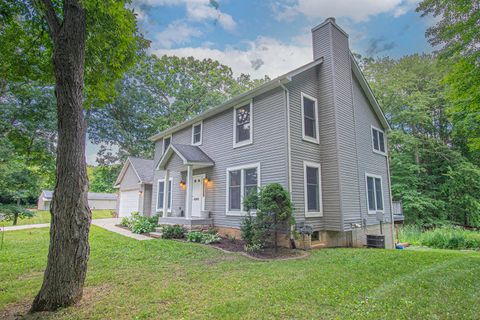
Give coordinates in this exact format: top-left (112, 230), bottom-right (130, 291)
top-left (161, 225), bottom-right (186, 239)
top-left (399, 225), bottom-right (480, 250)
top-left (186, 231), bottom-right (221, 244)
top-left (120, 216), bottom-right (131, 228)
top-left (241, 183), bottom-right (294, 251)
top-left (0, 204), bottom-right (35, 225)
top-left (131, 216), bottom-right (156, 234)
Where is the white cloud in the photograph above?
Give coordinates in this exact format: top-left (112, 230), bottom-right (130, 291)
top-left (152, 36), bottom-right (312, 78)
top-left (155, 21), bottom-right (203, 48)
top-left (134, 0), bottom-right (236, 31)
top-left (274, 0), bottom-right (419, 22)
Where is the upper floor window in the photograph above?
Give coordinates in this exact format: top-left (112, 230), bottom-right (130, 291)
top-left (371, 126), bottom-right (386, 154)
top-left (163, 135), bottom-right (172, 153)
top-left (301, 93), bottom-right (319, 144)
top-left (304, 161), bottom-right (323, 217)
top-left (233, 102), bottom-right (253, 148)
top-left (366, 174), bottom-right (384, 214)
top-left (192, 122), bottom-right (202, 145)
top-left (226, 163), bottom-right (260, 215)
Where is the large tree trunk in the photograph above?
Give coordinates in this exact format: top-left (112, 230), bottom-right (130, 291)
top-left (31, 0), bottom-right (91, 312)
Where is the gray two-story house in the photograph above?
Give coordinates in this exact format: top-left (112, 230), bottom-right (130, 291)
top-left (115, 18), bottom-right (394, 249)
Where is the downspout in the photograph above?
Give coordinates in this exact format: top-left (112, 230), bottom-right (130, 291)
top-left (280, 81), bottom-right (295, 247)
top-left (386, 140), bottom-right (396, 248)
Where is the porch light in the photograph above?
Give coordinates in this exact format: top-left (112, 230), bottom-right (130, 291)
top-left (203, 177), bottom-right (210, 184)
top-left (180, 181), bottom-right (186, 189)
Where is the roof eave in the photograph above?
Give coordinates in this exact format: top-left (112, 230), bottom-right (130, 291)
top-left (148, 58), bottom-right (324, 142)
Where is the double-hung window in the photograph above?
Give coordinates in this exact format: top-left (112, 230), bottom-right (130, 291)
top-left (233, 102), bottom-right (252, 147)
top-left (163, 135), bottom-right (172, 153)
top-left (226, 163), bottom-right (260, 215)
top-left (192, 122), bottom-right (202, 145)
top-left (304, 161), bottom-right (323, 217)
top-left (156, 178), bottom-right (172, 212)
top-left (366, 174), bottom-right (384, 214)
top-left (371, 126), bottom-right (386, 154)
top-left (301, 93), bottom-right (319, 143)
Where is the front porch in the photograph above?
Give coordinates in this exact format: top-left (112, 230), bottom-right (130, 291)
top-left (158, 216), bottom-right (213, 230)
top-left (156, 143), bottom-right (215, 226)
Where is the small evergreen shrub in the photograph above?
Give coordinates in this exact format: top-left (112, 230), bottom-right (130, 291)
top-left (161, 224), bottom-right (186, 239)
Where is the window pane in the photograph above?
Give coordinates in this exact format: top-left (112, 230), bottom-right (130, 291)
top-left (303, 97), bottom-right (315, 118)
top-left (194, 124), bottom-right (201, 135)
top-left (167, 180), bottom-right (172, 209)
top-left (379, 131), bottom-right (385, 152)
top-left (236, 105), bottom-right (250, 143)
top-left (229, 186), bottom-right (241, 210)
top-left (164, 137), bottom-right (171, 150)
top-left (367, 177), bottom-right (376, 211)
top-left (304, 118), bottom-right (316, 139)
top-left (157, 181), bottom-right (165, 209)
top-left (229, 170), bottom-right (241, 186)
top-left (306, 166), bottom-right (319, 212)
top-left (244, 168), bottom-right (257, 185)
top-left (372, 129), bottom-right (379, 150)
top-left (375, 178), bottom-right (383, 210)
top-left (307, 185), bottom-right (319, 211)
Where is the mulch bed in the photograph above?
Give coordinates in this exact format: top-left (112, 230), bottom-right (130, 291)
top-left (210, 237), bottom-right (246, 252)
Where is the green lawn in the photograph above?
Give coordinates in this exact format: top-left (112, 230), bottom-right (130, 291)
top-left (10, 210), bottom-right (113, 226)
top-left (1, 227), bottom-right (479, 319)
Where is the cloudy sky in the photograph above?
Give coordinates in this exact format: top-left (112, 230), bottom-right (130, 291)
top-left (87, 0), bottom-right (434, 164)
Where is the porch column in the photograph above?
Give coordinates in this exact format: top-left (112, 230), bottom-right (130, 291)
top-left (185, 165), bottom-right (193, 219)
top-left (163, 169), bottom-right (170, 218)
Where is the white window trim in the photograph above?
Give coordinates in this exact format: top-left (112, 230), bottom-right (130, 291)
top-left (371, 125), bottom-right (387, 156)
top-left (301, 92), bottom-right (320, 144)
top-left (156, 178), bottom-right (173, 212)
top-left (365, 173), bottom-right (384, 215)
top-left (225, 162), bottom-right (260, 216)
top-left (191, 121), bottom-right (203, 146)
top-left (233, 100), bottom-right (253, 148)
top-left (303, 161), bottom-right (323, 217)
top-left (163, 134), bottom-right (172, 154)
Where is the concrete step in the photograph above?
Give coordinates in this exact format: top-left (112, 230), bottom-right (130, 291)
top-left (148, 232), bottom-right (163, 238)
top-left (310, 242), bottom-right (327, 249)
top-left (155, 227), bottom-right (163, 233)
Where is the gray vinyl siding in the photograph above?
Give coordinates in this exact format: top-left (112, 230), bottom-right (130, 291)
top-left (352, 76), bottom-right (392, 225)
top-left (119, 164), bottom-right (140, 190)
top-left (152, 88), bottom-right (288, 228)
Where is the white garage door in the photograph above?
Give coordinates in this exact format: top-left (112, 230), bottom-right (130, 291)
top-left (119, 190), bottom-right (139, 217)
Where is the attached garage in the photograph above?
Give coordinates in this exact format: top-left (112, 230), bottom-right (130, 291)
top-left (118, 190), bottom-right (140, 217)
top-left (114, 157), bottom-right (154, 217)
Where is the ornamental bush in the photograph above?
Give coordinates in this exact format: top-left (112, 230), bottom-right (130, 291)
top-left (161, 224), bottom-right (186, 239)
top-left (242, 183), bottom-right (294, 252)
top-left (186, 231), bottom-right (221, 244)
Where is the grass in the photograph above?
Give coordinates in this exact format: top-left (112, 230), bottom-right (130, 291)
top-left (8, 210), bottom-right (113, 226)
top-left (399, 225), bottom-right (480, 250)
top-left (1, 227), bottom-right (479, 319)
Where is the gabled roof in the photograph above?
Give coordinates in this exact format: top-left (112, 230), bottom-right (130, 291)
top-left (148, 58), bottom-right (325, 142)
top-left (156, 144), bottom-right (214, 170)
top-left (114, 157), bottom-right (154, 187)
top-left (40, 190), bottom-right (116, 200)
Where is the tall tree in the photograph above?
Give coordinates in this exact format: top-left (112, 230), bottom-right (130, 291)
top-left (417, 0), bottom-right (480, 158)
top-left (88, 54), bottom-right (269, 163)
top-left (1, 0), bottom-right (142, 311)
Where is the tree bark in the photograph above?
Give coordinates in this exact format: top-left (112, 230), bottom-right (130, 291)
top-left (31, 0), bottom-right (91, 312)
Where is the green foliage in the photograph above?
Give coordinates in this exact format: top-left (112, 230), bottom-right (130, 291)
top-left (88, 164), bottom-right (122, 193)
top-left (186, 231), bottom-right (221, 244)
top-left (120, 213), bottom-right (159, 234)
top-left (87, 54), bottom-right (268, 163)
top-left (399, 225), bottom-right (480, 250)
top-left (242, 183), bottom-right (294, 251)
top-left (160, 224), bottom-right (186, 239)
top-left (362, 53), bottom-right (480, 228)
top-left (0, 204), bottom-right (35, 225)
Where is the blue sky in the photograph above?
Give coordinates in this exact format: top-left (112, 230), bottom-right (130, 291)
top-left (87, 0), bottom-right (435, 164)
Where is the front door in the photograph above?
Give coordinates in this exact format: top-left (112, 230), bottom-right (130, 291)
top-left (191, 174), bottom-right (204, 217)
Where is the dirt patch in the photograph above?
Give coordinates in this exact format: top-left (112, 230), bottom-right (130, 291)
top-left (210, 237), bottom-right (246, 252)
top-left (77, 283), bottom-right (112, 308)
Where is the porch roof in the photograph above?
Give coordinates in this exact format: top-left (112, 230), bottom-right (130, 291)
top-left (156, 144), bottom-right (214, 170)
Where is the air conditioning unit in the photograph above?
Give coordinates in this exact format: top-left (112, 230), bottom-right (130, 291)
top-left (366, 235), bottom-right (385, 249)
